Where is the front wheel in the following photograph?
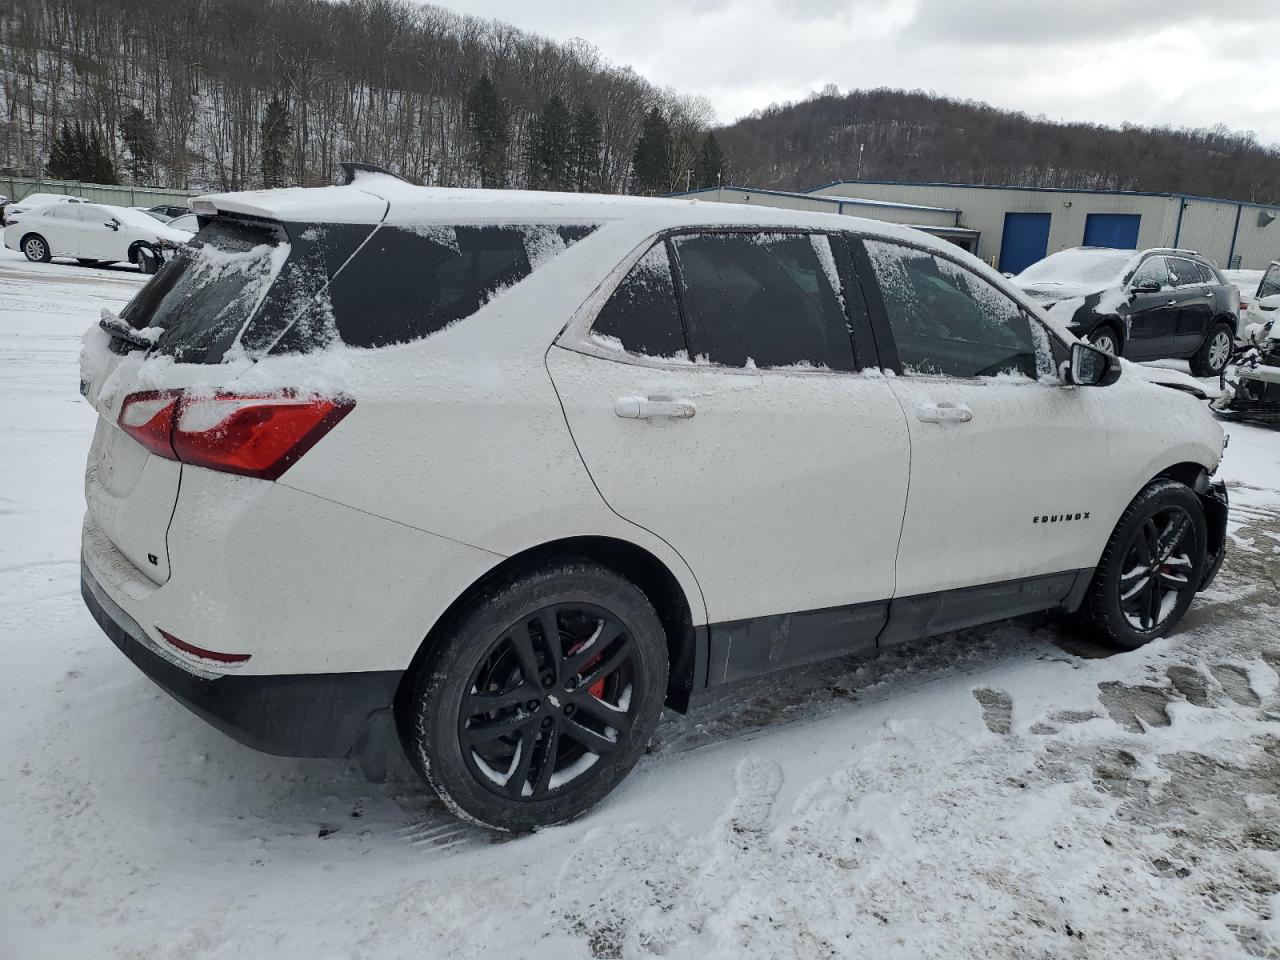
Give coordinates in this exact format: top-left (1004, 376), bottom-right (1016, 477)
top-left (22, 234), bottom-right (51, 263)
top-left (397, 560), bottom-right (669, 832)
top-left (1088, 327), bottom-right (1121, 356)
top-left (131, 245), bottom-right (160, 274)
top-left (1190, 323), bottom-right (1233, 377)
top-left (1080, 479), bottom-right (1207, 649)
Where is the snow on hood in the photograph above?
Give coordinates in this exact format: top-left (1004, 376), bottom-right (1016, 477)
top-left (1124, 361), bottom-right (1215, 399)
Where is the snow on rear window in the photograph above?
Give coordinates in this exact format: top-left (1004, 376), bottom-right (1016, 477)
top-left (1015, 248), bottom-right (1134, 288)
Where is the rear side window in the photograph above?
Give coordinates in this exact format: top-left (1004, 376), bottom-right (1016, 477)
top-left (1259, 266), bottom-right (1280, 299)
top-left (590, 243), bottom-right (687, 359)
top-left (863, 239), bottom-right (1038, 378)
top-left (670, 232), bottom-right (855, 370)
top-left (1167, 258), bottom-right (1202, 287)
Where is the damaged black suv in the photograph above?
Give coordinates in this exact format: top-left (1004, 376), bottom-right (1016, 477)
top-left (1015, 247), bottom-right (1239, 376)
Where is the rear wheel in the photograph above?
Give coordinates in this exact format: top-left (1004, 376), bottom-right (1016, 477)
top-left (1190, 323), bottom-right (1233, 377)
top-left (21, 234), bottom-right (51, 263)
top-left (397, 560), bottom-right (668, 832)
top-left (1088, 326), bottom-right (1121, 356)
top-left (1081, 479), bottom-right (1207, 649)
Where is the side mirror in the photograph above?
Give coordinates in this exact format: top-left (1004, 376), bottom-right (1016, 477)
top-left (1068, 341), bottom-right (1122, 387)
top-left (105, 219), bottom-right (120, 230)
top-left (1131, 278), bottom-right (1161, 294)
top-left (1258, 293), bottom-right (1280, 311)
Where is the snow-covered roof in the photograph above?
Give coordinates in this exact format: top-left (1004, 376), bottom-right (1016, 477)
top-left (194, 172), bottom-right (960, 234)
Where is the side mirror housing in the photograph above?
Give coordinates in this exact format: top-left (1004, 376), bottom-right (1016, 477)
top-left (1068, 341), bottom-right (1122, 387)
top-left (105, 219), bottom-right (120, 230)
top-left (1131, 278), bottom-right (1161, 294)
top-left (1258, 293), bottom-right (1280, 311)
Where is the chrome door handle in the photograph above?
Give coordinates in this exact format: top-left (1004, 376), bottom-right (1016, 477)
top-left (1167, 299), bottom-right (1178, 305)
top-left (614, 396), bottom-right (697, 420)
top-left (916, 401), bottom-right (972, 424)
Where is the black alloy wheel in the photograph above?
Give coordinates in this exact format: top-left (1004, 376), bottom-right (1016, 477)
top-left (459, 603), bottom-right (641, 802)
top-left (1082, 479), bottom-right (1207, 649)
top-left (398, 560), bottom-right (668, 832)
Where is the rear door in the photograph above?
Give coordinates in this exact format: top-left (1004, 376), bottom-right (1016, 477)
top-left (35, 205), bottom-right (81, 257)
top-left (549, 231), bottom-right (911, 679)
top-left (1166, 257), bottom-right (1214, 354)
top-left (1123, 256), bottom-right (1179, 360)
top-left (853, 236), bottom-right (1106, 623)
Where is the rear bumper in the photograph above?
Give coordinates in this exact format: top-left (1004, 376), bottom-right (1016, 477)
top-left (82, 560), bottom-right (401, 758)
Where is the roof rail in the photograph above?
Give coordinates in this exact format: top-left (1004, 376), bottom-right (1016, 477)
top-left (339, 161), bottom-right (409, 185)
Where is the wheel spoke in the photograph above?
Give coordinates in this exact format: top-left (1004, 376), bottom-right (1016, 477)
top-left (560, 716), bottom-right (619, 755)
top-left (1137, 520), bottom-right (1159, 565)
top-left (576, 635), bottom-right (635, 691)
top-left (1158, 570), bottom-right (1189, 590)
top-left (508, 630), bottom-right (541, 687)
top-left (538, 608), bottom-right (563, 678)
top-left (504, 726), bottom-right (538, 798)
top-left (563, 617), bottom-right (621, 675)
top-left (1144, 578), bottom-right (1161, 629)
top-left (1121, 574), bottom-right (1150, 604)
top-left (1159, 514), bottom-right (1191, 558)
top-left (532, 723), bottom-right (560, 796)
top-left (463, 683), bottom-right (535, 717)
top-left (574, 693), bottom-right (631, 733)
top-left (462, 709), bottom-right (536, 745)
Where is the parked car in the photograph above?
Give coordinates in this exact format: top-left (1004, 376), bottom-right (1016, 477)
top-left (4, 201), bottom-right (190, 272)
top-left (1, 192), bottom-right (88, 225)
top-left (137, 203), bottom-right (193, 223)
top-left (1239, 260), bottom-right (1280, 336)
top-left (165, 212), bottom-right (198, 234)
top-left (1216, 263), bottom-right (1280, 425)
top-left (80, 179), bottom-right (1228, 832)
top-left (1014, 246), bottom-right (1239, 376)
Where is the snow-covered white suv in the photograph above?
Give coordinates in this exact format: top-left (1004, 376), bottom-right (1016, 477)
top-left (79, 171), bottom-right (1229, 831)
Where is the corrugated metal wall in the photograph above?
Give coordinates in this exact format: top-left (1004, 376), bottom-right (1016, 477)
top-left (684, 187), bottom-right (959, 228)
top-left (0, 176), bottom-right (197, 209)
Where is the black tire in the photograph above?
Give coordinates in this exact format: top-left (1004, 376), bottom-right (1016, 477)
top-left (132, 245), bottom-right (160, 274)
top-left (1189, 322), bottom-right (1233, 377)
top-left (21, 233), bottom-right (51, 263)
top-left (1088, 325), bottom-right (1122, 357)
top-left (1080, 479), bottom-right (1207, 650)
top-left (397, 559), bottom-right (669, 832)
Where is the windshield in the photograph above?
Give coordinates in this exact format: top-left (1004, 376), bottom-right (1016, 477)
top-left (1015, 248), bottom-right (1133, 288)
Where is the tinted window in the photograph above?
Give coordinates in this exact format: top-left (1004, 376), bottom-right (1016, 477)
top-left (1167, 258), bottom-right (1201, 287)
top-left (1259, 266), bottom-right (1280, 299)
top-left (670, 232), bottom-right (855, 370)
top-left (324, 224), bottom-right (594, 350)
top-left (1130, 257), bottom-right (1168, 288)
top-left (591, 243), bottom-right (686, 359)
top-left (864, 239), bottom-right (1038, 378)
top-left (1193, 261), bottom-right (1217, 284)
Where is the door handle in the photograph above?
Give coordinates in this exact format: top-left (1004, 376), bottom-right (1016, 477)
top-left (916, 401), bottom-right (972, 424)
top-left (614, 396), bottom-right (697, 420)
top-left (1167, 299), bottom-right (1178, 305)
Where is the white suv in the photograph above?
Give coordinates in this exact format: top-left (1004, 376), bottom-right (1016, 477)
top-left (80, 172), bottom-right (1229, 831)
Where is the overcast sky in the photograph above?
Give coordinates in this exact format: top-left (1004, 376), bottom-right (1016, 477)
top-left (451, 0), bottom-right (1280, 145)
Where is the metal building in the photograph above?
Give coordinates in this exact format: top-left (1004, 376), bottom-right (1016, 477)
top-left (677, 181), bottom-right (1280, 273)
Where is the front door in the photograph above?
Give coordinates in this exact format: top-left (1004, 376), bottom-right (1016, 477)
top-left (77, 204), bottom-right (122, 261)
top-left (852, 236), bottom-right (1109, 619)
top-left (1123, 256), bottom-right (1179, 360)
top-left (549, 232), bottom-right (911, 679)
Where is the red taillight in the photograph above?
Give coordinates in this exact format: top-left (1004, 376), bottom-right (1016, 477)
top-left (117, 391), bottom-right (353, 480)
top-left (118, 390), bottom-right (181, 459)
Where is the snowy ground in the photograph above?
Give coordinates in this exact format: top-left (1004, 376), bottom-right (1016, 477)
top-left (2, 248), bottom-right (1279, 959)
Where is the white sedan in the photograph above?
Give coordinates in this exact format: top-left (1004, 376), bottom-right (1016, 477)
top-left (3, 202), bottom-right (191, 272)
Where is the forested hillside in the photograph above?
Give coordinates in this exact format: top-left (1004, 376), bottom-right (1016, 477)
top-left (3, 1), bottom-right (1280, 204)
top-left (717, 87), bottom-right (1280, 203)
top-left (0, 0), bottom-right (715, 193)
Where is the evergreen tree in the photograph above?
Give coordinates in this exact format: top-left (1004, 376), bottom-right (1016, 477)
top-left (120, 106), bottom-right (158, 184)
top-left (260, 97), bottom-right (292, 188)
top-left (631, 108), bottom-right (671, 195)
top-left (570, 103), bottom-right (602, 192)
top-left (697, 132), bottom-right (725, 189)
top-left (46, 121), bottom-right (117, 183)
top-left (529, 95), bottom-right (572, 190)
top-left (465, 73), bottom-right (511, 189)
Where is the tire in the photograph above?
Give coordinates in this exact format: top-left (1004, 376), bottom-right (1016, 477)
top-left (397, 559), bottom-right (669, 832)
top-left (1088, 326), bottom-right (1121, 357)
top-left (131, 245), bottom-right (160, 274)
top-left (1080, 479), bottom-right (1208, 650)
top-left (21, 234), bottom-right (51, 263)
top-left (1190, 322), bottom-right (1233, 377)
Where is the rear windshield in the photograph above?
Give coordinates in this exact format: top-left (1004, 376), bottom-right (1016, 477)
top-left (124, 218), bottom-right (598, 363)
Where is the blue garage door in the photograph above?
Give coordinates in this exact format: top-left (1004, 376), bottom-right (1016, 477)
top-left (1083, 213), bottom-right (1141, 249)
top-left (998, 212), bottom-right (1051, 274)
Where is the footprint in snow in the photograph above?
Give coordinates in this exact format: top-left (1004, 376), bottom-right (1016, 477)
top-left (1210, 664), bottom-right (1262, 707)
top-left (973, 688), bottom-right (1012, 735)
top-left (727, 756), bottom-right (783, 837)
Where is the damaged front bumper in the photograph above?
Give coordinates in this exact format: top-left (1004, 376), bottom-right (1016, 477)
top-left (1214, 363), bottom-right (1280, 425)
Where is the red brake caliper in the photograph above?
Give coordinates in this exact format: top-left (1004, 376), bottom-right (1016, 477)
top-left (566, 640), bottom-right (606, 699)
